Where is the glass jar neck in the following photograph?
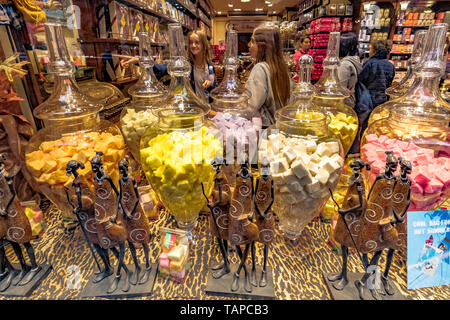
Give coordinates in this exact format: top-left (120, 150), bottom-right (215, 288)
top-left (276, 108), bottom-right (328, 137)
top-left (157, 108), bottom-right (205, 130)
top-left (404, 72), bottom-right (444, 103)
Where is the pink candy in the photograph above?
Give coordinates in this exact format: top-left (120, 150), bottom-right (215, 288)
top-left (362, 134), bottom-right (449, 211)
top-left (212, 112), bottom-right (262, 147)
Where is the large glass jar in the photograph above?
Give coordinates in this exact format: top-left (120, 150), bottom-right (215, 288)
top-left (361, 23), bottom-right (450, 212)
top-left (209, 29), bottom-right (261, 183)
top-left (385, 30), bottom-right (427, 100)
top-left (369, 24), bottom-right (450, 125)
top-left (140, 107), bottom-right (222, 230)
top-left (313, 32), bottom-right (358, 156)
top-left (25, 24), bottom-right (125, 223)
top-left (120, 32), bottom-right (167, 161)
top-left (361, 106), bottom-right (449, 211)
top-left (259, 106), bottom-right (344, 240)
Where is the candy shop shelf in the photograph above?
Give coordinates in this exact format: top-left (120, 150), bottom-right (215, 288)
top-left (79, 38), bottom-right (167, 47)
top-left (116, 0), bottom-right (193, 31)
top-left (168, 0), bottom-right (198, 19)
top-left (396, 25), bottom-right (432, 28)
top-left (298, 14), bottom-right (353, 27)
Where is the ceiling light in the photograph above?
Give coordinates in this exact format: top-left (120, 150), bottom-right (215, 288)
top-left (217, 11), bottom-right (221, 14)
top-left (241, 0), bottom-right (250, 2)
top-left (273, 11), bottom-right (276, 14)
top-left (400, 1), bottom-right (410, 11)
top-left (268, 3), bottom-right (272, 6)
top-left (256, 8), bottom-right (263, 11)
top-left (228, 3), bottom-right (233, 7)
top-left (265, 1), bottom-right (271, 3)
top-left (234, 8), bottom-right (241, 11)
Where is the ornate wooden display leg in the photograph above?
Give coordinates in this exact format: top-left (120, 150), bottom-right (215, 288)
top-left (250, 241), bottom-right (257, 287)
top-left (109, 244), bottom-right (130, 293)
top-left (139, 242), bottom-right (152, 285)
top-left (327, 245), bottom-right (349, 290)
top-left (259, 244), bottom-right (269, 287)
top-left (92, 245), bottom-right (113, 283)
top-left (212, 238), bottom-right (230, 279)
top-left (10, 242), bottom-right (30, 286)
top-left (355, 250), bottom-right (383, 300)
top-left (381, 248), bottom-right (395, 296)
top-left (128, 241), bottom-right (141, 286)
top-left (231, 244), bottom-right (252, 293)
top-left (17, 242), bottom-right (42, 286)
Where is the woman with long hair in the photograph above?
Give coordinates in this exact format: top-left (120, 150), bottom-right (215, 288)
top-left (186, 30), bottom-right (217, 102)
top-left (246, 24), bottom-right (291, 127)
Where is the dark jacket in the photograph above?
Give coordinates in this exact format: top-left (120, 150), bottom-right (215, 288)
top-left (153, 60), bottom-right (218, 102)
top-left (358, 49), bottom-right (395, 107)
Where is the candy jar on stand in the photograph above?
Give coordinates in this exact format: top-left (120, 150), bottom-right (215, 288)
top-left (209, 29), bottom-right (261, 183)
top-left (361, 23), bottom-right (450, 212)
top-left (313, 32), bottom-right (358, 156)
top-left (259, 64), bottom-right (345, 239)
top-left (120, 32), bottom-right (167, 162)
top-left (139, 23), bottom-right (221, 231)
top-left (25, 23), bottom-right (125, 228)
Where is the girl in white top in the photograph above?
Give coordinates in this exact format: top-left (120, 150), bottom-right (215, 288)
top-left (246, 25), bottom-right (291, 127)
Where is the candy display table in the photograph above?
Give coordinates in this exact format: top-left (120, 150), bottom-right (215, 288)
top-left (1, 204), bottom-right (448, 300)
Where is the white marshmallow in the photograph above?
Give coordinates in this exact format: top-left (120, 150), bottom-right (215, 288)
top-left (327, 171), bottom-right (340, 187)
top-left (308, 162), bottom-right (320, 176)
top-left (280, 185), bottom-right (290, 193)
top-left (310, 153), bottom-right (322, 164)
top-left (299, 174), bottom-right (313, 186)
top-left (272, 172), bottom-right (285, 186)
top-left (282, 146), bottom-right (298, 164)
top-left (291, 159), bottom-right (309, 179)
top-left (283, 171), bottom-right (300, 186)
top-left (282, 192), bottom-right (298, 205)
top-left (305, 140), bottom-right (317, 153)
top-left (305, 178), bottom-right (321, 194)
top-left (287, 180), bottom-right (303, 193)
top-left (315, 169), bottom-right (330, 185)
top-left (270, 157), bottom-right (289, 174)
top-left (316, 142), bottom-right (333, 157)
top-left (326, 141), bottom-right (340, 155)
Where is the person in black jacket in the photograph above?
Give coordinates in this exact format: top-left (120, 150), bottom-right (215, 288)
top-left (358, 40), bottom-right (395, 108)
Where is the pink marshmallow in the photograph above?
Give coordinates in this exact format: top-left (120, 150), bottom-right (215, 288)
top-left (411, 182), bottom-right (424, 195)
top-left (424, 178), bottom-right (443, 195)
top-left (159, 257), bottom-right (170, 268)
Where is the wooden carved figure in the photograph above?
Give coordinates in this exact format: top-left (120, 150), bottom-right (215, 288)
top-left (0, 153), bottom-right (41, 291)
top-left (250, 159), bottom-right (274, 288)
top-left (117, 158), bottom-right (153, 285)
top-left (327, 159), bottom-right (370, 291)
top-left (228, 158), bottom-right (259, 293)
top-left (65, 160), bottom-right (116, 284)
top-left (91, 151), bottom-right (130, 294)
top-left (201, 157), bottom-right (231, 280)
top-left (381, 157), bottom-right (412, 296)
top-left (356, 151), bottom-right (399, 300)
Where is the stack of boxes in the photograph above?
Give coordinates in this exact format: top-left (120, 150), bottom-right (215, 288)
top-left (158, 230), bottom-right (190, 283)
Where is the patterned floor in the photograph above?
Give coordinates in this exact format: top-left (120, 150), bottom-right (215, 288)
top-left (1, 205), bottom-right (449, 300)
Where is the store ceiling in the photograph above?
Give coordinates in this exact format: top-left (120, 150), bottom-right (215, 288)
top-left (210, 0), bottom-right (300, 16)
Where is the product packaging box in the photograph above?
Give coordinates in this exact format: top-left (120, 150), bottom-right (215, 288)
top-left (109, 1), bottom-right (130, 40)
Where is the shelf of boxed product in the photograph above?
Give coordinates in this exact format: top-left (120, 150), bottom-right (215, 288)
top-left (307, 17), bottom-right (353, 81)
top-left (168, 0), bottom-right (198, 19)
top-left (116, 0), bottom-right (196, 31)
top-left (299, 14), bottom-right (353, 28)
top-left (80, 37), bottom-right (167, 47)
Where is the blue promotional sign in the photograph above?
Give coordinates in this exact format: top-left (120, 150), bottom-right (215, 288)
top-left (407, 210), bottom-right (450, 290)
